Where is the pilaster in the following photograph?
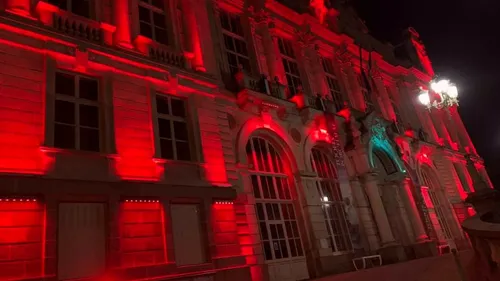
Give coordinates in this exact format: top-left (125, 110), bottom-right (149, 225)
top-left (114, 0), bottom-right (134, 49)
top-left (6, 0), bottom-right (32, 18)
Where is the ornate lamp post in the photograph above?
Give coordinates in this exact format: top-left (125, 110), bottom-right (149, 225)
top-left (418, 79), bottom-right (459, 109)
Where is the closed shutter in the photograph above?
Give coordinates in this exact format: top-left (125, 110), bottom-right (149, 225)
top-left (171, 204), bottom-right (205, 266)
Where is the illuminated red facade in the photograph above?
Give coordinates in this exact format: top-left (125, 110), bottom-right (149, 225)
top-left (0, 0), bottom-right (493, 281)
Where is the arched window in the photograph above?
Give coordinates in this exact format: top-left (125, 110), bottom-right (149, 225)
top-left (373, 149), bottom-right (397, 175)
top-left (246, 137), bottom-right (304, 261)
top-left (311, 148), bottom-right (352, 253)
top-left (421, 169), bottom-right (453, 242)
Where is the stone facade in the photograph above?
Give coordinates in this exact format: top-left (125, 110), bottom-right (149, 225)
top-left (0, 0), bottom-right (493, 281)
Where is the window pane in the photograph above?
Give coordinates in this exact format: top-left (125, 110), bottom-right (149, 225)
top-left (158, 118), bottom-right (172, 138)
top-left (55, 100), bottom-right (75, 124)
top-left (160, 138), bottom-right (174, 159)
top-left (79, 77), bottom-right (98, 101)
top-left (80, 128), bottom-right (100, 152)
top-left (54, 124), bottom-right (75, 149)
top-left (151, 0), bottom-right (164, 9)
top-left (251, 175), bottom-right (261, 199)
top-left (139, 6), bottom-right (150, 22)
top-left (263, 242), bottom-right (272, 260)
top-left (171, 99), bottom-right (186, 117)
top-left (156, 96), bottom-right (170, 114)
top-left (175, 141), bottom-right (191, 161)
top-left (153, 12), bottom-right (166, 29)
top-left (140, 22), bottom-right (153, 38)
top-left (79, 104), bottom-right (99, 128)
top-left (56, 72), bottom-right (75, 96)
top-left (72, 0), bottom-right (91, 18)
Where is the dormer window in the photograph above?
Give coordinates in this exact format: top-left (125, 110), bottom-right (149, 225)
top-left (48, 0), bottom-right (93, 19)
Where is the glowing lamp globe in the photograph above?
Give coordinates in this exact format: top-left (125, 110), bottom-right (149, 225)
top-left (447, 85), bottom-right (458, 98)
top-left (432, 79), bottom-right (450, 93)
top-left (418, 91), bottom-right (430, 105)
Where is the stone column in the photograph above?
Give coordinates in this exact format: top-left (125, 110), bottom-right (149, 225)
top-left (181, 0), bottom-right (206, 72)
top-left (363, 172), bottom-right (396, 246)
top-left (114, 0), bottom-right (133, 49)
top-left (6, 0), bottom-right (31, 17)
top-left (401, 178), bottom-right (429, 242)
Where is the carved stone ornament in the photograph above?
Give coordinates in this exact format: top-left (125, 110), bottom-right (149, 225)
top-left (370, 61), bottom-right (382, 79)
top-left (248, 6), bottom-right (270, 25)
top-left (335, 41), bottom-right (353, 65)
top-left (370, 118), bottom-right (388, 142)
top-left (295, 24), bottom-right (315, 48)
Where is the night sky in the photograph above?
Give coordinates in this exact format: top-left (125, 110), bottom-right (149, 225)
top-left (352, 0), bottom-right (500, 188)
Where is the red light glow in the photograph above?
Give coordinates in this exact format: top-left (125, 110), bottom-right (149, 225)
top-left (212, 202), bottom-right (240, 258)
top-left (0, 199), bottom-right (46, 280)
top-left (119, 201), bottom-right (167, 267)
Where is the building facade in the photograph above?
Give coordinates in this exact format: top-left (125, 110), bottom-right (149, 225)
top-left (0, 0), bottom-right (493, 281)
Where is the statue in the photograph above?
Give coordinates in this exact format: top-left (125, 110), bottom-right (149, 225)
top-left (310, 0), bottom-right (328, 24)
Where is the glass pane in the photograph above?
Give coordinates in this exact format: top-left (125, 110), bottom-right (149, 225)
top-left (220, 12), bottom-right (230, 30)
top-left (55, 100), bottom-right (75, 124)
top-left (279, 240), bottom-right (288, 258)
top-left (155, 27), bottom-right (169, 45)
top-left (160, 138), bottom-right (174, 159)
top-left (171, 98), bottom-right (186, 117)
top-left (270, 224), bottom-right (278, 239)
top-left (79, 77), bottom-right (98, 101)
top-left (289, 238), bottom-right (297, 257)
top-left (72, 0), bottom-right (91, 18)
top-left (153, 12), bottom-right (166, 29)
top-left (267, 177), bottom-right (276, 199)
top-left (260, 222), bottom-right (269, 240)
top-left (156, 95), bottom-right (170, 114)
top-left (263, 242), bottom-right (272, 260)
top-left (139, 6), bottom-right (151, 22)
top-left (265, 204), bottom-right (274, 220)
top-left (151, 0), bottom-right (164, 9)
top-left (54, 124), bottom-right (75, 149)
top-left (272, 204), bottom-right (280, 220)
top-left (140, 22), bottom-right (153, 38)
top-left (175, 141), bottom-right (191, 161)
top-left (173, 121), bottom-right (188, 141)
top-left (79, 104), bottom-right (99, 128)
top-left (256, 203), bottom-right (265, 221)
top-left (158, 118), bottom-right (172, 138)
top-left (251, 175), bottom-right (261, 199)
top-left (80, 127), bottom-right (100, 152)
top-left (55, 72), bottom-right (75, 96)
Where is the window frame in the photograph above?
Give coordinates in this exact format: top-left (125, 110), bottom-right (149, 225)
top-left (278, 38), bottom-right (302, 97)
top-left (219, 9), bottom-right (251, 74)
top-left (247, 136), bottom-right (305, 262)
top-left (386, 85), bottom-right (405, 132)
top-left (138, 0), bottom-right (170, 45)
top-left (52, 70), bottom-right (102, 153)
top-left (321, 57), bottom-right (344, 111)
top-left (153, 93), bottom-right (193, 162)
top-left (310, 148), bottom-right (353, 254)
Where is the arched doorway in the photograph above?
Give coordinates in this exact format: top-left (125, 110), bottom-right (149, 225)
top-left (310, 147), bottom-right (353, 253)
top-left (246, 135), bottom-right (308, 281)
top-left (372, 148), bottom-right (414, 246)
top-left (419, 166), bottom-right (453, 244)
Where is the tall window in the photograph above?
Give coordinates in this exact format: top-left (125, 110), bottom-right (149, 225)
top-left (54, 72), bottom-right (100, 152)
top-left (219, 10), bottom-right (250, 74)
top-left (421, 171), bottom-right (453, 242)
top-left (386, 86), bottom-right (404, 133)
top-left (247, 137), bottom-right (304, 261)
top-left (278, 38), bottom-right (301, 97)
top-left (48, 0), bottom-right (93, 18)
top-left (138, 0), bottom-right (168, 45)
top-left (321, 57), bottom-right (344, 111)
top-left (357, 73), bottom-right (373, 112)
top-left (155, 94), bottom-right (191, 161)
top-left (311, 148), bottom-right (352, 253)
top-left (453, 163), bottom-right (471, 193)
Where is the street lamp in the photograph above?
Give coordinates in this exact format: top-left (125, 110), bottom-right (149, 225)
top-left (418, 79), bottom-right (459, 109)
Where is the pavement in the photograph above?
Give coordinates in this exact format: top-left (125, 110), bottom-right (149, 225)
top-left (312, 251), bottom-right (474, 281)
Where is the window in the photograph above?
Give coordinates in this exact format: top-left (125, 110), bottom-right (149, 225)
top-left (54, 72), bottom-right (101, 152)
top-left (357, 73), bottom-right (373, 112)
top-left (155, 94), bottom-right (191, 161)
top-left (311, 148), bottom-right (352, 253)
top-left (48, 0), bottom-right (93, 18)
top-left (247, 137), bottom-right (304, 261)
top-left (421, 171), bottom-right (453, 242)
top-left (386, 86), bottom-right (404, 133)
top-left (278, 38), bottom-right (302, 97)
top-left (138, 0), bottom-right (169, 45)
top-left (219, 10), bottom-right (250, 74)
top-left (453, 163), bottom-right (471, 193)
top-left (322, 57), bottom-right (344, 111)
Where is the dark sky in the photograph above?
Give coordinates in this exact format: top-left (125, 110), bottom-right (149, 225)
top-left (352, 0), bottom-right (500, 187)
